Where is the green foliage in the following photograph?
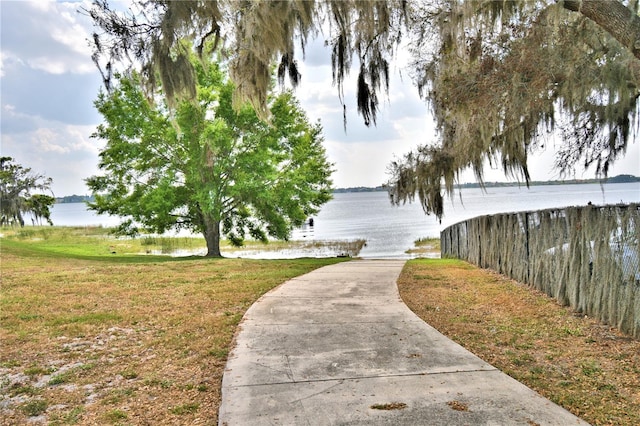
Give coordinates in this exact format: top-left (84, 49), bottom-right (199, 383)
top-left (87, 55), bottom-right (333, 257)
top-left (0, 157), bottom-right (54, 227)
top-left (24, 194), bottom-right (55, 226)
top-left (169, 403), bottom-right (200, 415)
top-left (87, 1), bottom-right (639, 221)
top-left (20, 399), bottom-right (47, 417)
top-left (50, 406), bottom-right (84, 425)
top-left (104, 409), bottom-right (127, 422)
top-left (48, 371), bottom-right (73, 386)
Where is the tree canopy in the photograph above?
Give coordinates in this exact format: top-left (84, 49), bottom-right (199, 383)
top-left (87, 0), bottom-right (640, 219)
top-left (387, 1), bottom-right (639, 218)
top-left (86, 55), bottom-right (333, 257)
top-left (0, 157), bottom-right (55, 227)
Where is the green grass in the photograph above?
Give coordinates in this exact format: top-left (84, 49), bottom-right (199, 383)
top-left (1, 226), bottom-right (366, 259)
top-left (49, 406), bottom-right (84, 425)
top-left (9, 385), bottom-right (40, 397)
top-left (20, 399), bottom-right (48, 417)
top-left (104, 409), bottom-right (128, 422)
top-left (48, 371), bottom-right (74, 386)
top-left (405, 237), bottom-right (441, 256)
top-left (1, 227), bottom-right (191, 261)
top-left (169, 402), bottom-right (200, 415)
top-left (1, 225), bottom-right (347, 425)
top-left (398, 258), bottom-right (640, 426)
top-left (24, 365), bottom-right (55, 377)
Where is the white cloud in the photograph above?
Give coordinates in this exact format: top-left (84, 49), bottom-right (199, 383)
top-left (65, 124), bottom-right (100, 153)
top-left (1, 1), bottom-right (95, 76)
top-left (325, 136), bottom-right (420, 188)
top-left (27, 58), bottom-right (69, 75)
top-left (1, 111), bottom-right (101, 195)
top-left (0, 51), bottom-right (24, 78)
top-left (54, 4), bottom-right (94, 56)
top-left (32, 128), bottom-right (70, 153)
top-left (293, 40), bottom-right (438, 187)
top-left (27, 0), bottom-right (54, 13)
top-left (27, 56), bottom-right (95, 75)
top-left (26, 125), bottom-right (96, 156)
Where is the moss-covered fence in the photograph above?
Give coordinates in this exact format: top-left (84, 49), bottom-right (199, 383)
top-left (441, 204), bottom-right (640, 338)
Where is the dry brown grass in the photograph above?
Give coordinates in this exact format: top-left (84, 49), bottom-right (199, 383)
top-left (398, 258), bottom-right (640, 426)
top-left (0, 234), bottom-right (344, 425)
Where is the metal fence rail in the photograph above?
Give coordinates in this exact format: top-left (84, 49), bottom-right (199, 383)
top-left (441, 204), bottom-right (640, 339)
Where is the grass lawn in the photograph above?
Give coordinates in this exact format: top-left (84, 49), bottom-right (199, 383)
top-left (0, 227), bottom-right (346, 425)
top-left (4, 227), bottom-right (638, 425)
top-left (398, 258), bottom-right (640, 426)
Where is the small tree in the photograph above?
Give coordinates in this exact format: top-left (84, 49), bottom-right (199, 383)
top-left (86, 58), bottom-right (333, 257)
top-left (24, 194), bottom-right (56, 226)
top-left (0, 157), bottom-right (55, 227)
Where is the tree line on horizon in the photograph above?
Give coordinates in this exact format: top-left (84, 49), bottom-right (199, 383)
top-left (56, 173), bottom-right (640, 200)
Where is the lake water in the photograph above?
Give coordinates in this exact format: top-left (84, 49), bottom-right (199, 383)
top-left (49, 182), bottom-right (640, 259)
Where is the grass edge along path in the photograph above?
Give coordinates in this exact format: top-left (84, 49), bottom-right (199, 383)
top-left (1, 234), bottom-right (346, 425)
top-left (397, 258), bottom-right (640, 426)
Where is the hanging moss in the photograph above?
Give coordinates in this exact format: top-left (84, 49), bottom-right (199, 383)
top-left (442, 204), bottom-right (640, 339)
top-left (88, 1), bottom-right (639, 219)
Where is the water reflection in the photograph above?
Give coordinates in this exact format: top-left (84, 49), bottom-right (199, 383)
top-left (143, 239), bottom-right (373, 259)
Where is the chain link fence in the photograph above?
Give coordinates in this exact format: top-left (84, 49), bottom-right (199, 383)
top-left (441, 204), bottom-right (640, 339)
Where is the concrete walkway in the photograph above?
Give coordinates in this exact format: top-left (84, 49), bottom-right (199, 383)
top-left (219, 260), bottom-right (588, 425)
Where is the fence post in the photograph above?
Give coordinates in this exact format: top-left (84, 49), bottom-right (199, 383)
top-left (524, 212), bottom-right (530, 284)
top-left (438, 203), bottom-right (639, 339)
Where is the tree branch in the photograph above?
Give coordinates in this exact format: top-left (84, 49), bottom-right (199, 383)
top-left (562, 0), bottom-right (640, 60)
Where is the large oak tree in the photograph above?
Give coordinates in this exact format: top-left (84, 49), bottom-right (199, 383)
top-left (86, 56), bottom-right (333, 257)
top-left (87, 0), bottom-right (639, 218)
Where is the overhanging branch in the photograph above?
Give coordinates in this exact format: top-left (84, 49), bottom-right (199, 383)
top-left (561, 0), bottom-right (640, 60)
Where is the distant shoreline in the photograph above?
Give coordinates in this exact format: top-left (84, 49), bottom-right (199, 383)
top-left (57, 174), bottom-right (639, 201)
top-left (332, 174), bottom-right (639, 194)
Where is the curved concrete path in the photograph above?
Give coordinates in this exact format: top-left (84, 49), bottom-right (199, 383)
top-left (219, 260), bottom-right (588, 425)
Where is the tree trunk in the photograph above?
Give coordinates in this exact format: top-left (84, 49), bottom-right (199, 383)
top-left (562, 0), bottom-right (640, 60)
top-left (203, 216), bottom-right (222, 257)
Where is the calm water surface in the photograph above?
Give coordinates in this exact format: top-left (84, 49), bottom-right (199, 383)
top-left (50, 182), bottom-right (640, 258)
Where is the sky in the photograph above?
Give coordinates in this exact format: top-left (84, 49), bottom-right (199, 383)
top-left (1, 0), bottom-right (638, 197)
